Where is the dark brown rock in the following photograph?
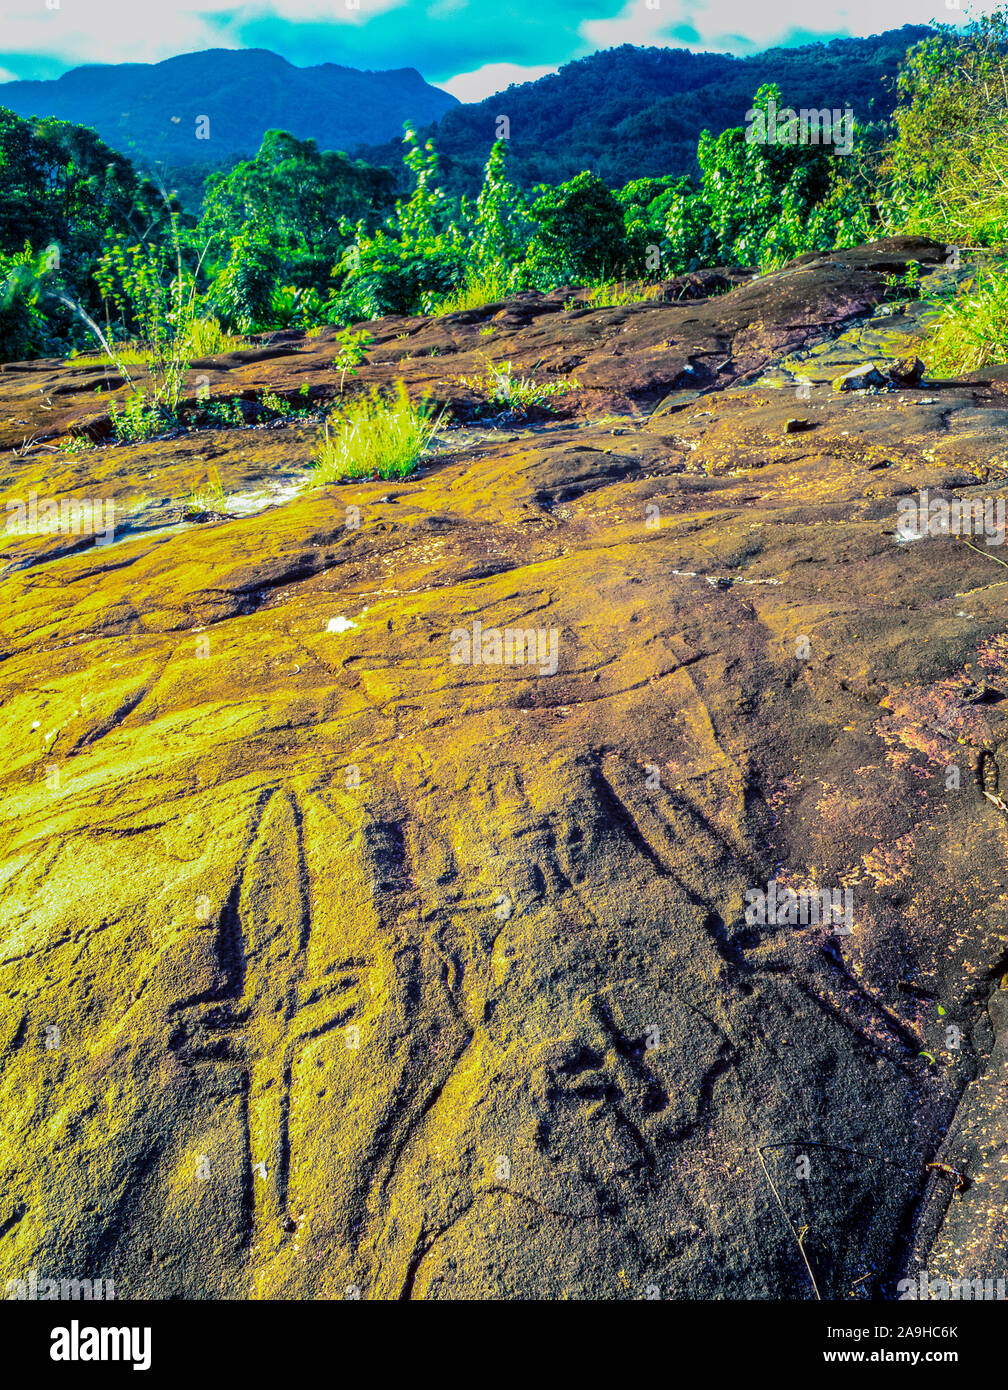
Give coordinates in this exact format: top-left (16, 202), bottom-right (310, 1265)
top-left (2, 236), bottom-right (1006, 1299)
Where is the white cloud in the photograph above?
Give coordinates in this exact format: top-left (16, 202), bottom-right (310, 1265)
top-left (579, 0), bottom-right (981, 57)
top-left (1, 1), bottom-right (222, 71)
top-left (0, 0), bottom-right (410, 74)
top-left (425, 0), bottom-right (468, 16)
top-left (579, 0), bottom-right (683, 52)
top-left (440, 61), bottom-right (560, 102)
top-left (0, 0), bottom-right (995, 86)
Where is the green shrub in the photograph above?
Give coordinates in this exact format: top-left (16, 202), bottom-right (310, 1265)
top-left (922, 268), bottom-right (1008, 375)
top-left (655, 178), bottom-right (718, 275)
top-left (59, 433), bottom-right (95, 454)
top-left (0, 243), bottom-right (65, 360)
top-left (109, 392), bottom-right (169, 444)
top-left (211, 398), bottom-right (245, 426)
top-left (458, 359), bottom-right (580, 411)
top-left (880, 11), bottom-right (1008, 244)
top-left (523, 173), bottom-right (628, 287)
top-left (693, 84), bottom-right (872, 269)
top-left (332, 328), bottom-right (373, 391)
top-left (94, 201), bottom-right (204, 415)
top-left (207, 229), bottom-right (282, 333)
top-left (328, 130), bottom-right (468, 323)
top-left (311, 381), bottom-right (445, 483)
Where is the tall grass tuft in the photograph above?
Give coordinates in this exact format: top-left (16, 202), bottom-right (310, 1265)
top-left (71, 317), bottom-right (244, 370)
top-left (185, 316), bottom-right (245, 357)
top-left (574, 278), bottom-right (661, 308)
top-left (923, 268), bottom-right (1008, 376)
top-left (312, 382), bottom-right (445, 483)
top-left (430, 266), bottom-right (513, 316)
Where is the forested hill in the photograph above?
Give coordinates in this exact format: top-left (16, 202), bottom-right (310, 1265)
top-left (0, 30), bottom-right (933, 197)
top-left (355, 27), bottom-right (935, 192)
top-left (0, 48), bottom-right (458, 166)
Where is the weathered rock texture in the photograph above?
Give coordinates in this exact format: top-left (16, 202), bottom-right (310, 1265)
top-left (1, 237), bottom-right (1007, 1298)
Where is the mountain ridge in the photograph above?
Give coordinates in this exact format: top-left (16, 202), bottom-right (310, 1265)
top-left (356, 27), bottom-right (935, 191)
top-left (0, 47), bottom-right (459, 166)
top-left (0, 29), bottom-right (934, 195)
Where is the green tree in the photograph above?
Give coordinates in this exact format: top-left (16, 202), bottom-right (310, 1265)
top-left (470, 139), bottom-right (534, 281)
top-left (0, 243), bottom-right (62, 360)
top-left (879, 10), bottom-right (1008, 242)
top-left (694, 84), bottom-right (870, 267)
top-left (199, 130), bottom-right (397, 329)
top-left (206, 228), bottom-right (282, 333)
top-left (523, 172), bottom-right (628, 286)
top-left (201, 130), bottom-right (394, 259)
top-left (0, 108), bottom-right (175, 358)
top-left (617, 175), bottom-right (685, 275)
top-left (329, 127), bottom-right (469, 321)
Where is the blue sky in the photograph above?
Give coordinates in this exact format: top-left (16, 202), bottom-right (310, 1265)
top-left (0, 0), bottom-right (986, 100)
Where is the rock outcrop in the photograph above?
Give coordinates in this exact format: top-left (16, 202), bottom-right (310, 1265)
top-left (2, 237), bottom-right (1007, 1298)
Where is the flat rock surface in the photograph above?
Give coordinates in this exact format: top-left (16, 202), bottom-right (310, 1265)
top-left (2, 236), bottom-right (1007, 1299)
